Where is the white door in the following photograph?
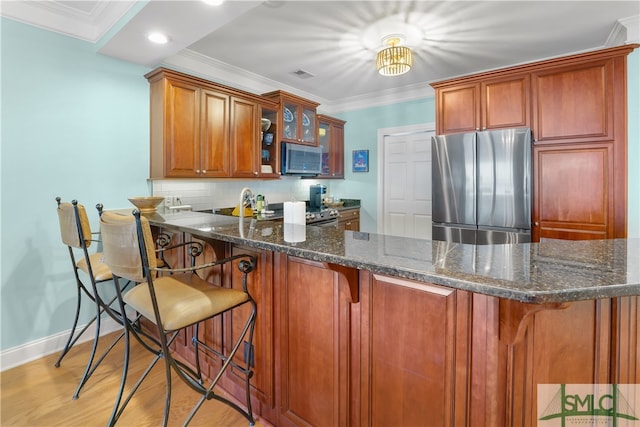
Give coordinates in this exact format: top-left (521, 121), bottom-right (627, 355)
top-left (380, 128), bottom-right (434, 239)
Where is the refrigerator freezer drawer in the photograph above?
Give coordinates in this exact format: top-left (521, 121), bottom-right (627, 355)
top-left (432, 224), bottom-right (531, 245)
top-left (432, 224), bottom-right (477, 244)
top-left (476, 228), bottom-right (531, 244)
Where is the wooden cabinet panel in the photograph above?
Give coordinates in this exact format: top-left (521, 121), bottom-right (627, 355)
top-left (612, 296), bottom-right (640, 384)
top-left (229, 97), bottom-right (259, 177)
top-left (277, 256), bottom-right (353, 427)
top-left (437, 83), bottom-right (480, 134)
top-left (533, 144), bottom-right (613, 240)
top-left (359, 274), bottom-right (470, 426)
top-left (532, 60), bottom-right (613, 144)
top-left (338, 208), bottom-right (359, 231)
top-left (164, 79), bottom-right (200, 177)
top-left (199, 89), bottom-right (229, 177)
top-left (221, 244), bottom-right (276, 420)
top-left (501, 299), bottom-right (612, 426)
top-left (482, 75), bottom-right (529, 130)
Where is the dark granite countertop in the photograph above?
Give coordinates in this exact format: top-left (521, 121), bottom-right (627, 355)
top-left (141, 209), bottom-right (640, 304)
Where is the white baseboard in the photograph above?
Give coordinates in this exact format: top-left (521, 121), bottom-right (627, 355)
top-left (0, 317), bottom-right (122, 372)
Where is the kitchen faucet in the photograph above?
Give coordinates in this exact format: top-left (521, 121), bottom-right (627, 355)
top-left (238, 187), bottom-right (255, 239)
top-left (239, 187), bottom-right (254, 222)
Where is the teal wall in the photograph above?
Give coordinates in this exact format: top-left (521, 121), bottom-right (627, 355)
top-left (329, 98), bottom-right (436, 230)
top-left (1, 18), bottom-right (151, 350)
top-left (1, 16), bottom-right (638, 354)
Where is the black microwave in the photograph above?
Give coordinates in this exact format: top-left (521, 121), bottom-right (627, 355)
top-left (281, 142), bottom-right (322, 176)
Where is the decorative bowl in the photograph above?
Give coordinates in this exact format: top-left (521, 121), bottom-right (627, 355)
top-left (128, 196), bottom-right (165, 213)
top-left (324, 201), bottom-right (344, 208)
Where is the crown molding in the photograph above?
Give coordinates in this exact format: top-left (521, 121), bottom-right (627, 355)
top-left (606, 21), bottom-right (628, 47)
top-left (163, 49), bottom-right (434, 115)
top-left (619, 14), bottom-right (640, 44)
top-left (0, 0), bottom-right (135, 43)
top-left (322, 83), bottom-right (434, 115)
top-left (162, 49), bottom-right (326, 105)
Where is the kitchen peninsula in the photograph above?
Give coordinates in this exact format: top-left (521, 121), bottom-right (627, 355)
top-left (144, 209), bottom-right (639, 427)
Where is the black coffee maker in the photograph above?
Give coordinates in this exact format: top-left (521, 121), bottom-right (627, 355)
top-left (309, 184), bottom-right (326, 210)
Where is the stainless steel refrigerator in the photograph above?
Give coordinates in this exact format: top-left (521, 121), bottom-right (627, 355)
top-left (431, 128), bottom-right (532, 244)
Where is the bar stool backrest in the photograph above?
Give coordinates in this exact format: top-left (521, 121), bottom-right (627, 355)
top-left (57, 202), bottom-right (92, 249)
top-left (99, 211), bottom-right (157, 283)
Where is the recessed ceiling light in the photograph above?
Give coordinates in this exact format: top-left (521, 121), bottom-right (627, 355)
top-left (202, 0), bottom-right (224, 5)
top-left (147, 32), bottom-right (169, 44)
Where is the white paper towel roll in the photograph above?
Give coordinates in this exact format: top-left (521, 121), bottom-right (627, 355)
top-left (284, 223), bottom-right (306, 243)
top-left (284, 201), bottom-right (306, 225)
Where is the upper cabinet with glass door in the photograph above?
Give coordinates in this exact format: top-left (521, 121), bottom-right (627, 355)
top-left (262, 90), bottom-right (319, 146)
top-left (317, 114), bottom-right (346, 179)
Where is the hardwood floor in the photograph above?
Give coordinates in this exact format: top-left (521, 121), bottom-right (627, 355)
top-left (1, 332), bottom-right (269, 426)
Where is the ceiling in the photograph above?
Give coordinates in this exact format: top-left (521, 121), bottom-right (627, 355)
top-left (3, 1), bottom-right (639, 111)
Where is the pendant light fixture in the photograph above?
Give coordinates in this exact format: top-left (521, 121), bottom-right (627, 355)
top-left (376, 35), bottom-right (413, 76)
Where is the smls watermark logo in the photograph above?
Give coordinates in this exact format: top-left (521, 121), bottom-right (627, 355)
top-left (538, 384), bottom-right (640, 426)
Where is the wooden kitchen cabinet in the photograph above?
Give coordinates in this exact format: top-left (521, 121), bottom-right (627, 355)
top-left (150, 233), bottom-right (277, 421)
top-left (259, 104), bottom-right (280, 178)
top-left (435, 82), bottom-right (479, 134)
top-left (531, 51), bottom-right (630, 240)
top-left (220, 243), bottom-right (276, 421)
top-left (357, 273), bottom-right (472, 426)
top-left (317, 114), bottom-right (346, 178)
top-left (147, 74), bottom-right (228, 178)
top-left (531, 59), bottom-right (614, 145)
top-left (262, 90), bottom-right (319, 146)
top-left (533, 143), bottom-right (614, 240)
top-left (481, 75), bottom-right (530, 130)
top-left (338, 207), bottom-right (359, 231)
top-left (431, 45), bottom-right (636, 241)
top-left (434, 74), bottom-right (529, 134)
top-left (143, 223), bottom-right (640, 427)
top-left (229, 96), bottom-right (260, 178)
top-left (146, 67), bottom-right (272, 179)
top-left (275, 255), bottom-right (355, 427)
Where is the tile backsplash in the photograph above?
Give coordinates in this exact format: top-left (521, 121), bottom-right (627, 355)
top-left (152, 178), bottom-right (337, 211)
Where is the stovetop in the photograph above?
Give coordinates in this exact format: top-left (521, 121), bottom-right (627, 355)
top-left (207, 201), bottom-right (354, 224)
top-left (258, 204), bottom-right (340, 224)
top-left (305, 207), bottom-right (340, 224)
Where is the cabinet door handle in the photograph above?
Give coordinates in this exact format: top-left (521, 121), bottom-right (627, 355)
top-left (254, 171), bottom-right (258, 176)
top-left (534, 222), bottom-right (539, 226)
top-left (196, 169), bottom-right (201, 174)
top-left (202, 170), bottom-right (207, 174)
